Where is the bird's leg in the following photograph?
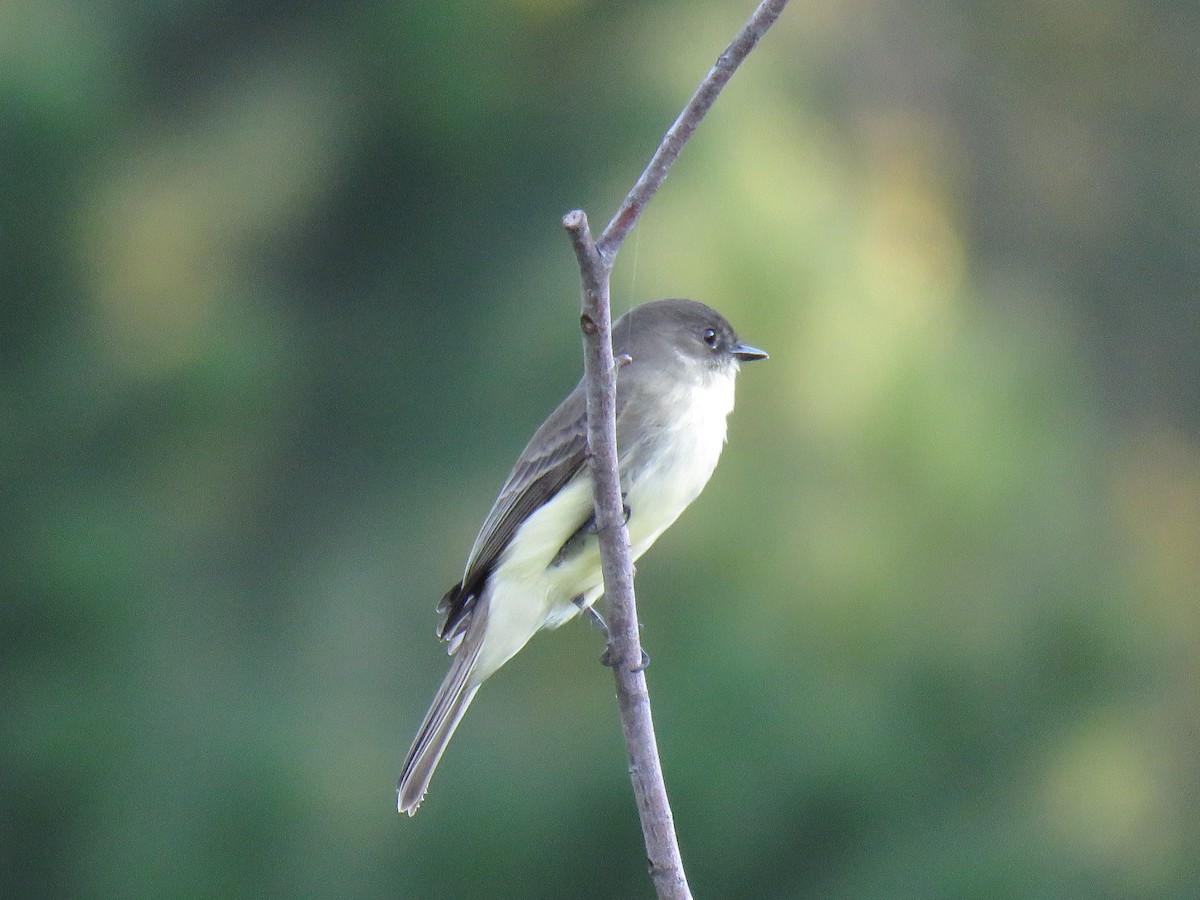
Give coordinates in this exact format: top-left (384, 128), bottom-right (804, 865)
top-left (572, 493), bottom-right (643, 670)
top-left (575, 596), bottom-right (650, 670)
top-left (574, 596), bottom-right (610, 640)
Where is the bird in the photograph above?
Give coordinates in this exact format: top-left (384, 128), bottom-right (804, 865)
top-left (397, 298), bottom-right (767, 814)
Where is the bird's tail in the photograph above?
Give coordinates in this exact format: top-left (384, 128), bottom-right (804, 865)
top-left (397, 637), bottom-right (482, 815)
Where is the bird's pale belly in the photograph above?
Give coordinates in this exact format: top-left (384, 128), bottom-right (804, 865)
top-left (474, 393), bottom-right (730, 679)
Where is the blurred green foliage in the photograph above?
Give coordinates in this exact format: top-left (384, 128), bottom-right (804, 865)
top-left (3, 1), bottom-right (1199, 898)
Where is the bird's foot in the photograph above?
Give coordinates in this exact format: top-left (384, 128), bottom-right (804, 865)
top-left (582, 495), bottom-right (631, 534)
top-left (573, 595), bottom-right (647, 671)
top-left (600, 645), bottom-right (651, 671)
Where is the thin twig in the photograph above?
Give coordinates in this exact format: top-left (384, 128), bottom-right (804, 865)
top-left (563, 2), bottom-right (788, 898)
top-left (598, 0), bottom-right (790, 258)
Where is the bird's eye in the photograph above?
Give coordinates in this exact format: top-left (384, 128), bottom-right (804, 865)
top-left (702, 327), bottom-right (719, 349)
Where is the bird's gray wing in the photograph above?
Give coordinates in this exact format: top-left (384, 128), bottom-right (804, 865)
top-left (437, 379), bottom-right (591, 645)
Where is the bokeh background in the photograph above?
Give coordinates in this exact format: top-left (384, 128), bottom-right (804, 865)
top-left (4, 1), bottom-right (1198, 897)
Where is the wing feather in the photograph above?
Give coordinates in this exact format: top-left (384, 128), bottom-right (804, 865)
top-left (437, 380), bottom-right (590, 642)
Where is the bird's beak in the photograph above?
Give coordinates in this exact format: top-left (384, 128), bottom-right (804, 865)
top-left (732, 342), bottom-right (768, 362)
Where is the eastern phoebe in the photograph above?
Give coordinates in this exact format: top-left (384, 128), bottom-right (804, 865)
top-left (397, 298), bottom-right (766, 814)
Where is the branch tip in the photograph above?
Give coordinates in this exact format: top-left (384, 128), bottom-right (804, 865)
top-left (562, 208), bottom-right (587, 231)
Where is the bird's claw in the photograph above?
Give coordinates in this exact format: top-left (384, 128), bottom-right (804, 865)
top-left (599, 645), bottom-right (650, 671)
top-left (582, 494), bottom-right (631, 533)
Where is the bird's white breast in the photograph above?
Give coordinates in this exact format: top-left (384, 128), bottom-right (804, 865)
top-left (622, 371), bottom-right (735, 556)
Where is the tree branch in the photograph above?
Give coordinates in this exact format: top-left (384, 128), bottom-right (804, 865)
top-left (598, 0), bottom-right (790, 258)
top-left (563, 2), bottom-right (788, 898)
